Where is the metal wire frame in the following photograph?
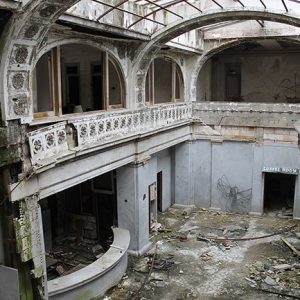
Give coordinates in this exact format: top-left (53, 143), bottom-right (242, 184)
top-left (127, 0), bottom-right (185, 29)
top-left (93, 0), bottom-right (166, 27)
top-left (92, 0), bottom-right (291, 32)
top-left (94, 0), bottom-right (204, 29)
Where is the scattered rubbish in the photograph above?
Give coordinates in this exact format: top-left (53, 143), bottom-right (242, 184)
top-left (130, 248), bottom-right (157, 300)
top-left (46, 237), bottom-right (106, 280)
top-left (182, 207), bottom-right (194, 216)
top-left (178, 225), bottom-right (199, 233)
top-left (263, 276), bottom-right (278, 286)
top-left (147, 256), bottom-right (174, 271)
top-left (55, 264), bottom-right (65, 275)
top-left (200, 253), bottom-right (212, 261)
top-left (179, 235), bottom-right (188, 242)
top-left (151, 222), bottom-right (162, 232)
top-left (258, 288), bottom-right (300, 299)
top-left (222, 225), bottom-right (247, 236)
top-left (245, 277), bottom-right (257, 287)
top-left (281, 237), bottom-right (300, 258)
top-left (197, 224), bottom-right (297, 243)
top-left (273, 264), bottom-right (292, 271)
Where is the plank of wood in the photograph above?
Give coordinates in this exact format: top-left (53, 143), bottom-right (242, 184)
top-left (281, 237), bottom-right (300, 258)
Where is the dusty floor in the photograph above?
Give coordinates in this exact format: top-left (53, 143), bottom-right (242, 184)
top-left (102, 208), bottom-right (300, 300)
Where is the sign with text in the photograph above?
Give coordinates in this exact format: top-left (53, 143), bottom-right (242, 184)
top-left (262, 167), bottom-right (299, 175)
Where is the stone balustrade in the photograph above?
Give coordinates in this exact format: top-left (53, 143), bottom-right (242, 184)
top-left (71, 103), bottom-right (192, 147)
top-left (27, 103), bottom-right (192, 164)
top-left (27, 102), bottom-right (300, 165)
top-left (28, 122), bottom-right (68, 165)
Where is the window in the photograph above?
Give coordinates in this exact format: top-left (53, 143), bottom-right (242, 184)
top-left (145, 58), bottom-right (184, 104)
top-left (33, 44), bottom-right (125, 119)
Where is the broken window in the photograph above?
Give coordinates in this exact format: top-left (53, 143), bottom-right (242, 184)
top-left (33, 44), bottom-right (125, 119)
top-left (145, 58), bottom-right (184, 104)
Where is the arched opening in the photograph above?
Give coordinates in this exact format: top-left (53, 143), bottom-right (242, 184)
top-left (32, 44), bottom-right (125, 119)
top-left (197, 39), bottom-right (300, 103)
top-left (145, 57), bottom-right (184, 105)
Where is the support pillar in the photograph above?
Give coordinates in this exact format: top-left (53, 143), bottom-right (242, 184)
top-left (117, 157), bottom-right (156, 255)
top-left (174, 141), bottom-right (195, 206)
top-left (13, 194), bottom-right (48, 299)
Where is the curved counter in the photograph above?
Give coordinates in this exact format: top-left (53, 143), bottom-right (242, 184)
top-left (48, 227), bottom-right (130, 300)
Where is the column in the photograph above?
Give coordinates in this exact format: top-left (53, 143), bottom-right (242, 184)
top-left (117, 157), bottom-right (157, 255)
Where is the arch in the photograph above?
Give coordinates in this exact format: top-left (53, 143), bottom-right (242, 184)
top-left (0, 0), bottom-right (79, 123)
top-left (144, 54), bottom-right (185, 104)
top-left (190, 36), bottom-right (300, 103)
top-left (190, 39), bottom-right (245, 102)
top-left (133, 7), bottom-right (300, 105)
top-left (32, 41), bottom-right (126, 117)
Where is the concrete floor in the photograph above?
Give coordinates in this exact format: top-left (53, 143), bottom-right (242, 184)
top-left (102, 208), bottom-right (300, 300)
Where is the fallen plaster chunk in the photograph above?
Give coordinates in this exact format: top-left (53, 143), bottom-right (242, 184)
top-left (263, 276), bottom-right (278, 286)
top-left (273, 264), bottom-right (292, 271)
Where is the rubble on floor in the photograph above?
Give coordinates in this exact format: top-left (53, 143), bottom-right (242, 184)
top-left (46, 237), bottom-right (105, 280)
top-left (103, 207), bottom-right (300, 300)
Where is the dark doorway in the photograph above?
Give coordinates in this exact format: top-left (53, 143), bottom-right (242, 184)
top-left (263, 173), bottom-right (296, 212)
top-left (157, 172), bottom-right (163, 212)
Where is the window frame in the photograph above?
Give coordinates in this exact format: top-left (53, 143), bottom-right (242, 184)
top-left (33, 46), bottom-right (126, 120)
top-left (145, 58), bottom-right (184, 105)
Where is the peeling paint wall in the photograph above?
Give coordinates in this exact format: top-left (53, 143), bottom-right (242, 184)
top-left (209, 53), bottom-right (300, 103)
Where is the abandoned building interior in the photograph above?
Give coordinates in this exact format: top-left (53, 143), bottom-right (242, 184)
top-left (0, 0), bottom-right (300, 299)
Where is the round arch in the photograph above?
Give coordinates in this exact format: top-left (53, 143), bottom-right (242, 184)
top-left (144, 53), bottom-right (185, 104)
top-left (190, 36), bottom-right (300, 102)
top-left (0, 0), bottom-right (79, 123)
top-left (33, 40), bottom-right (127, 116)
top-left (132, 7), bottom-right (300, 105)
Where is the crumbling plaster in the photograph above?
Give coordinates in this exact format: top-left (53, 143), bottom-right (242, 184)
top-left (0, 0), bottom-right (80, 124)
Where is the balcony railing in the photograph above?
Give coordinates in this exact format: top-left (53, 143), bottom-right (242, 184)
top-left (27, 103), bottom-right (192, 165)
top-left (71, 103), bottom-right (192, 147)
top-left (27, 101), bottom-right (300, 165)
top-left (28, 122), bottom-right (68, 165)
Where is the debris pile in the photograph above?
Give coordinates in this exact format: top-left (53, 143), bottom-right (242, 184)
top-left (246, 257), bottom-right (300, 290)
top-left (46, 238), bottom-right (105, 279)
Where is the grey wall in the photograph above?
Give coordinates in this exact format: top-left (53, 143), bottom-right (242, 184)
top-left (211, 141), bottom-right (254, 213)
top-left (174, 142), bottom-right (194, 206)
top-left (174, 140), bottom-right (300, 218)
top-left (192, 140), bottom-right (212, 208)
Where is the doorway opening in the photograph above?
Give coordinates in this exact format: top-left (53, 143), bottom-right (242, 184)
top-left (263, 173), bottom-right (296, 215)
top-left (157, 172), bottom-right (163, 212)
